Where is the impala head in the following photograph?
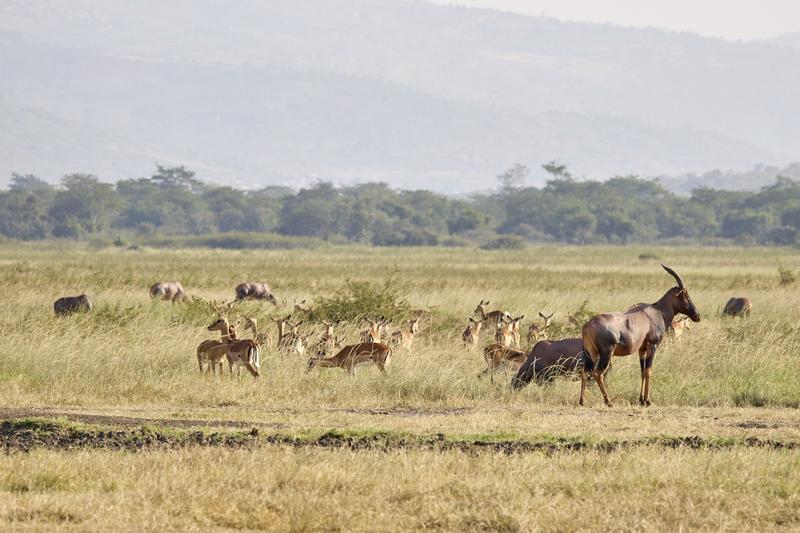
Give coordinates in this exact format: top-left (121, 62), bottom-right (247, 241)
top-left (306, 348), bottom-right (327, 372)
top-left (473, 300), bottom-right (488, 316)
top-left (538, 312), bottom-right (554, 327)
top-left (243, 316), bottom-right (258, 334)
top-left (662, 264), bottom-right (700, 322)
top-left (207, 316), bottom-right (229, 333)
top-left (289, 320), bottom-right (304, 334)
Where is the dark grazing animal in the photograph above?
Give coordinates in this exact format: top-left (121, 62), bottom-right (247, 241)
top-left (580, 264), bottom-right (700, 407)
top-left (722, 297), bottom-right (752, 317)
top-left (511, 337), bottom-right (585, 389)
top-left (234, 282), bottom-right (277, 304)
top-left (149, 282), bottom-right (186, 302)
top-left (54, 294), bottom-right (93, 315)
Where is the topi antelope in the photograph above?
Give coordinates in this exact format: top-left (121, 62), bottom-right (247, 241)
top-left (235, 282), bottom-right (278, 305)
top-left (149, 282), bottom-right (186, 303)
top-left (511, 337), bottom-right (586, 389)
top-left (527, 312), bottom-right (554, 344)
top-left (307, 343), bottom-right (392, 375)
top-left (479, 344), bottom-right (527, 382)
top-left (390, 316), bottom-right (421, 350)
top-left (54, 294), bottom-right (93, 316)
top-left (462, 318), bottom-right (482, 348)
top-left (580, 264), bottom-right (700, 407)
top-left (473, 300), bottom-right (512, 326)
top-left (722, 297), bottom-right (752, 317)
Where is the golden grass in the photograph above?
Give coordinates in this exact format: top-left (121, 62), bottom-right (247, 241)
top-left (1, 243), bottom-right (799, 530)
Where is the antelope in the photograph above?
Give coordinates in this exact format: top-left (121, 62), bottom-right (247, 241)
top-left (235, 282), bottom-right (278, 304)
top-left (313, 320), bottom-right (340, 354)
top-left (243, 317), bottom-right (272, 346)
top-left (283, 319), bottom-right (306, 356)
top-left (722, 297), bottom-right (752, 317)
top-left (197, 320), bottom-right (237, 374)
top-left (527, 312), bottom-right (554, 344)
top-left (390, 316), bottom-right (421, 350)
top-left (479, 344), bottom-right (527, 383)
top-left (293, 299), bottom-right (313, 314)
top-left (206, 317), bottom-right (261, 379)
top-left (462, 318), bottom-right (482, 348)
top-left (670, 316), bottom-right (691, 338)
top-left (54, 294), bottom-right (93, 315)
top-left (508, 315), bottom-right (525, 347)
top-left (511, 337), bottom-right (585, 389)
top-left (474, 300), bottom-right (511, 326)
top-left (149, 282), bottom-right (186, 303)
top-left (494, 317), bottom-right (515, 347)
top-left (580, 264), bottom-right (700, 407)
top-left (307, 343), bottom-right (392, 375)
top-left (360, 316), bottom-right (387, 344)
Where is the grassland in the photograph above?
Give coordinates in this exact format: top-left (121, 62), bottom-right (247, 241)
top-left (0, 243), bottom-right (799, 531)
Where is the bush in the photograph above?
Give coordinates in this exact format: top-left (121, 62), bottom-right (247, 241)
top-left (638, 252), bottom-right (660, 261)
top-left (313, 275), bottom-right (411, 323)
top-left (480, 236), bottom-right (525, 251)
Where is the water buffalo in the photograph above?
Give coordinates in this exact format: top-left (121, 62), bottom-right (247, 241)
top-left (149, 282), bottom-right (186, 302)
top-left (511, 338), bottom-right (584, 389)
top-left (234, 282), bottom-right (277, 304)
top-left (722, 297), bottom-right (752, 317)
top-left (54, 294), bottom-right (94, 315)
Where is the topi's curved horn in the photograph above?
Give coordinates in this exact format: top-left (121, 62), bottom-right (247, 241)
top-left (661, 264), bottom-right (685, 289)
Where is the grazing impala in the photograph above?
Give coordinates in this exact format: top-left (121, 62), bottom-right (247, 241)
top-left (479, 344), bottom-right (527, 382)
top-left (462, 318), bottom-right (482, 348)
top-left (527, 312), bottom-right (554, 344)
top-left (307, 343), bottom-right (392, 375)
top-left (580, 264), bottom-right (700, 407)
top-left (473, 300), bottom-right (511, 326)
top-left (206, 317), bottom-right (261, 379)
top-left (149, 282), bottom-right (186, 303)
top-left (390, 316), bottom-right (421, 350)
top-left (360, 316), bottom-right (387, 343)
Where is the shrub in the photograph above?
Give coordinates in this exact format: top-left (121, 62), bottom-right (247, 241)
top-left (313, 275), bottom-right (410, 323)
top-left (480, 236), bottom-right (525, 251)
top-left (638, 252), bottom-right (660, 261)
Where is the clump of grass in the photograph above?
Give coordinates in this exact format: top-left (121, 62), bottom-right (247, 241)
top-left (778, 262), bottom-right (796, 286)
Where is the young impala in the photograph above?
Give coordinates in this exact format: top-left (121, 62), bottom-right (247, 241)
top-left (307, 343), bottom-right (393, 375)
top-left (494, 317), bottom-right (515, 347)
top-left (206, 317), bottom-right (261, 380)
top-left (390, 316), bottom-right (421, 350)
top-left (527, 312), bottom-right (554, 344)
top-left (462, 318), bottom-right (482, 348)
top-left (473, 300), bottom-right (511, 326)
top-left (360, 316), bottom-right (388, 343)
top-left (479, 343), bottom-right (528, 382)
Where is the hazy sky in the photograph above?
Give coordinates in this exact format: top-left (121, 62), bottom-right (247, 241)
top-left (428, 0), bottom-right (800, 40)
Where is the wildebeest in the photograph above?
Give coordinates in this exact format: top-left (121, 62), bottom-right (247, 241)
top-left (149, 282), bottom-right (186, 303)
top-left (234, 282), bottom-right (277, 304)
top-left (580, 264), bottom-right (700, 407)
top-left (511, 337), bottom-right (585, 389)
top-left (722, 297), bottom-right (752, 317)
top-left (54, 294), bottom-right (93, 315)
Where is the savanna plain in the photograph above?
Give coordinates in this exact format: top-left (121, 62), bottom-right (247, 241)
top-left (1, 243), bottom-right (799, 531)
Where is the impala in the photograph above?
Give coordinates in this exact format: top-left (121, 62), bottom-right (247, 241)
top-left (527, 312), bottom-right (554, 344)
top-left (360, 316), bottom-right (387, 344)
top-left (206, 317), bottom-right (261, 379)
top-left (197, 320), bottom-right (237, 374)
top-left (494, 317), bottom-right (515, 347)
top-left (462, 318), bottom-right (482, 348)
top-left (312, 320), bottom-right (340, 354)
top-left (479, 343), bottom-right (527, 383)
top-left (390, 316), bottom-right (421, 350)
top-left (307, 343), bottom-right (392, 375)
top-left (473, 300), bottom-right (511, 326)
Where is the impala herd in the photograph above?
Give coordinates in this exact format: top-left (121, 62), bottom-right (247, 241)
top-left (53, 266), bottom-right (756, 406)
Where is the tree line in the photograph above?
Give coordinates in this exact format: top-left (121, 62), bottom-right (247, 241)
top-left (2, 164), bottom-right (800, 247)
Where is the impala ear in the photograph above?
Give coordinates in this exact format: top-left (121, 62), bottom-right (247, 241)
top-left (539, 312), bottom-right (546, 319)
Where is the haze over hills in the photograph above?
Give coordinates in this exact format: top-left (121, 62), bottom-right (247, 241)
top-left (1, 0), bottom-right (798, 192)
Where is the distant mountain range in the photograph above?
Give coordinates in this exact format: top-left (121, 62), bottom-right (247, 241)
top-left (1, 0), bottom-right (798, 192)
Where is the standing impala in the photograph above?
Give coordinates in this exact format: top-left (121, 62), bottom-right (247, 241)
top-left (473, 300), bottom-right (511, 326)
top-left (494, 318), bottom-right (515, 347)
top-left (462, 318), bottom-right (482, 348)
top-left (360, 316), bottom-right (387, 343)
top-left (390, 316), bottom-right (421, 350)
top-left (307, 343), bottom-right (392, 375)
top-left (204, 317), bottom-right (261, 379)
top-left (580, 264), bottom-right (700, 407)
top-left (527, 312), bottom-right (554, 344)
top-left (197, 320), bottom-right (237, 374)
